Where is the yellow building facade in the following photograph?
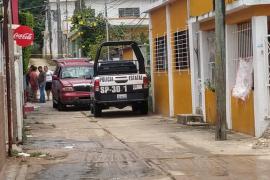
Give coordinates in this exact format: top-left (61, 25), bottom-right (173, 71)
top-left (148, 0), bottom-right (270, 137)
top-left (149, 0), bottom-right (193, 117)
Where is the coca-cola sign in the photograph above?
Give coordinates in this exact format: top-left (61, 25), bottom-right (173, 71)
top-left (13, 25), bottom-right (34, 47)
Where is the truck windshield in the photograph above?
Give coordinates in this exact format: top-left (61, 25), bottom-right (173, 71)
top-left (61, 66), bottom-right (93, 79)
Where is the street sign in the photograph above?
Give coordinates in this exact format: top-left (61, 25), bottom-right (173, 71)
top-left (13, 25), bottom-right (34, 47)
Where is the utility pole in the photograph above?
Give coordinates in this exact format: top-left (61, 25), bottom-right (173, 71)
top-left (215, 0), bottom-right (227, 140)
top-left (105, 0), bottom-right (110, 60)
top-left (3, 0), bottom-right (13, 156)
top-left (57, 0), bottom-right (63, 58)
top-left (47, 1), bottom-right (53, 59)
top-left (66, 0), bottom-right (69, 57)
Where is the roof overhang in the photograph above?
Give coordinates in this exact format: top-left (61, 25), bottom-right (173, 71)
top-left (145, 0), bottom-right (176, 13)
top-left (189, 0), bottom-right (270, 23)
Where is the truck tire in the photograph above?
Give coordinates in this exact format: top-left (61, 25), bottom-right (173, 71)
top-left (140, 101), bottom-right (148, 115)
top-left (57, 99), bottom-right (65, 111)
top-left (93, 104), bottom-right (102, 117)
top-left (53, 98), bottom-right (57, 109)
top-left (53, 101), bottom-right (57, 109)
top-left (132, 104), bottom-right (139, 112)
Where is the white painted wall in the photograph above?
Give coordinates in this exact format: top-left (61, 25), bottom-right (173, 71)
top-left (199, 31), bottom-right (208, 121)
top-left (189, 22), bottom-right (201, 115)
top-left (13, 44), bottom-right (24, 142)
top-left (45, 0), bottom-right (151, 58)
top-left (225, 24), bottom-right (238, 129)
top-left (252, 16), bottom-right (269, 137)
top-left (166, 5), bottom-right (174, 117)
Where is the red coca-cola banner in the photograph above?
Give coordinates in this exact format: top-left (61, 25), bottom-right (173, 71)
top-left (13, 25), bottom-right (34, 47)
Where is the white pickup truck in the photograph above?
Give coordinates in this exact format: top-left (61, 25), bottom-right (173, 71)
top-left (90, 41), bottom-right (149, 117)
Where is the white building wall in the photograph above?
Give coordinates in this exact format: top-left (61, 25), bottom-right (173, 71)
top-left (225, 24), bottom-right (237, 130)
top-left (198, 31), bottom-right (210, 122)
top-left (189, 22), bottom-right (201, 115)
top-left (252, 16), bottom-right (269, 137)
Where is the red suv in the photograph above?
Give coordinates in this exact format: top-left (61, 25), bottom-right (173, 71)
top-left (52, 58), bottom-right (93, 110)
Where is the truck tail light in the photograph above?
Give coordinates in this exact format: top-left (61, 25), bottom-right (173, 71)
top-left (94, 79), bottom-right (100, 92)
top-left (143, 76), bottom-right (149, 89)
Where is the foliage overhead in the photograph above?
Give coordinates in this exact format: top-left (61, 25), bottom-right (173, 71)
top-left (19, 12), bottom-right (34, 74)
top-left (71, 8), bottom-right (106, 58)
top-left (71, 7), bottom-right (148, 59)
top-left (19, 0), bottom-right (46, 54)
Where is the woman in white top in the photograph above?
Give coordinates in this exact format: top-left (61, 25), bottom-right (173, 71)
top-left (44, 66), bottom-right (54, 101)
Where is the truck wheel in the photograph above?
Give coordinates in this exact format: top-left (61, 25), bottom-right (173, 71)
top-left (140, 101), bottom-right (148, 115)
top-left (57, 99), bottom-right (65, 111)
top-left (53, 98), bottom-right (57, 109)
top-left (93, 104), bottom-right (102, 117)
top-left (132, 104), bottom-right (139, 112)
top-left (53, 101), bottom-right (57, 109)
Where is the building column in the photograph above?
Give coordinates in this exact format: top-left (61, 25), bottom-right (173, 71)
top-left (225, 24), bottom-right (237, 129)
top-left (199, 31), bottom-right (208, 121)
top-left (189, 22), bottom-right (200, 114)
top-left (252, 16), bottom-right (268, 137)
top-left (166, 5), bottom-right (174, 117)
top-left (149, 13), bottom-right (155, 113)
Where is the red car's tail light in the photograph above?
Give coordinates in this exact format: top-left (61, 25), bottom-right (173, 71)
top-left (94, 79), bottom-right (100, 92)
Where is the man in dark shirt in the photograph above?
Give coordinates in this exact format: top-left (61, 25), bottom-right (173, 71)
top-left (38, 66), bottom-right (46, 103)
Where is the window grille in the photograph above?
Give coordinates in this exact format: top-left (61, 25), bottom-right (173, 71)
top-left (232, 22), bottom-right (253, 70)
top-left (154, 35), bottom-right (167, 73)
top-left (231, 22), bottom-right (254, 99)
top-left (119, 8), bottom-right (140, 18)
top-left (237, 22), bottom-right (253, 60)
top-left (172, 29), bottom-right (190, 71)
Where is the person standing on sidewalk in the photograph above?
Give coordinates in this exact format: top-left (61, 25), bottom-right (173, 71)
top-left (29, 66), bottom-right (38, 102)
top-left (38, 66), bottom-right (46, 103)
top-left (44, 66), bottom-right (53, 101)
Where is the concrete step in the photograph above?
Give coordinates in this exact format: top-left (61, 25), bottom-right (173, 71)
top-left (176, 114), bottom-right (204, 125)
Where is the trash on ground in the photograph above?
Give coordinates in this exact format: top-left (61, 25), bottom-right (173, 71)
top-left (18, 152), bottom-right (30, 157)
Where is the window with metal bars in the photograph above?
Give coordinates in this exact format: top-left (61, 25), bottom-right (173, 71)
top-left (155, 36), bottom-right (167, 72)
top-left (237, 22), bottom-right (253, 59)
top-left (173, 30), bottom-right (190, 70)
top-left (231, 21), bottom-right (254, 100)
top-left (119, 8), bottom-right (140, 18)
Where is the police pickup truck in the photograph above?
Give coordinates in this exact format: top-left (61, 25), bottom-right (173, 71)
top-left (91, 41), bottom-right (149, 117)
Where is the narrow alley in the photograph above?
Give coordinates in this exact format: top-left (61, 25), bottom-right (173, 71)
top-left (3, 0), bottom-right (270, 179)
top-left (4, 101), bottom-right (270, 180)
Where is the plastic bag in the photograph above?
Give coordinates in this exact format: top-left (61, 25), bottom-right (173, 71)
top-left (232, 58), bottom-right (253, 101)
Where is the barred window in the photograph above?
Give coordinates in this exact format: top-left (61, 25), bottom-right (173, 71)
top-left (174, 30), bottom-right (190, 70)
top-left (237, 22), bottom-right (253, 59)
top-left (155, 36), bottom-right (167, 72)
top-left (119, 8), bottom-right (140, 18)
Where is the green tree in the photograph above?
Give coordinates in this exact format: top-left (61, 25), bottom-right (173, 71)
top-left (71, 8), bottom-right (106, 59)
top-left (19, 0), bottom-right (45, 55)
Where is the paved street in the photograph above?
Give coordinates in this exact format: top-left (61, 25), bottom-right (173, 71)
top-left (4, 102), bottom-right (270, 180)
